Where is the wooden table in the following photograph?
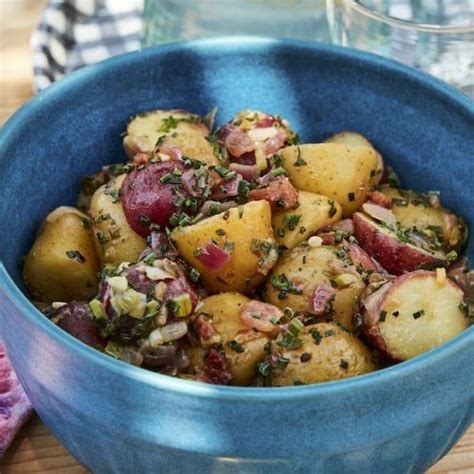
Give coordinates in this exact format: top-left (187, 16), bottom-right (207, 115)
top-left (0, 0), bottom-right (473, 472)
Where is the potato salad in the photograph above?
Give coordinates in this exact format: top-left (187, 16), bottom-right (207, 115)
top-left (23, 109), bottom-right (473, 386)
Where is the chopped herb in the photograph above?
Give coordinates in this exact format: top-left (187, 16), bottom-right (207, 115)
top-left (324, 329), bottom-right (335, 337)
top-left (158, 116), bottom-right (180, 133)
top-left (81, 217), bottom-right (91, 229)
top-left (413, 310), bottom-right (425, 319)
top-left (277, 227), bottom-right (286, 237)
top-left (293, 379), bottom-right (306, 386)
top-left (380, 310), bottom-right (387, 322)
top-left (104, 187), bottom-right (120, 203)
top-left (270, 273), bottom-right (303, 299)
top-left (276, 331), bottom-right (303, 350)
top-left (392, 310), bottom-right (400, 317)
top-left (263, 341), bottom-right (272, 354)
top-left (293, 146), bottom-right (307, 166)
top-left (189, 267), bottom-right (200, 282)
top-left (138, 214), bottom-right (150, 227)
top-left (310, 328), bottom-right (323, 345)
top-left (348, 192), bottom-right (355, 202)
top-left (257, 360), bottom-right (272, 377)
top-left (300, 352), bottom-right (312, 363)
top-left (227, 340), bottom-right (245, 353)
top-left (276, 356), bottom-right (290, 370)
top-left (215, 228), bottom-right (226, 236)
top-left (328, 200), bottom-right (337, 218)
top-left (288, 318), bottom-right (304, 336)
top-left (282, 214), bottom-right (301, 231)
top-left (66, 250), bottom-right (85, 263)
top-left (271, 167), bottom-right (286, 177)
top-left (238, 205), bottom-right (244, 218)
top-left (160, 173), bottom-right (172, 184)
top-left (340, 359), bottom-right (349, 370)
top-left (299, 226), bottom-right (307, 235)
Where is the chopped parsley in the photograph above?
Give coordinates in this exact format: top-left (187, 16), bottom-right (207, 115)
top-left (293, 146), bottom-right (307, 166)
top-left (348, 192), bottom-right (355, 202)
top-left (340, 359), bottom-right (349, 370)
top-left (282, 214), bottom-right (301, 231)
top-left (271, 273), bottom-right (303, 300)
top-left (412, 310), bottom-right (425, 319)
top-left (66, 250), bottom-right (85, 263)
top-left (227, 340), bottom-right (245, 353)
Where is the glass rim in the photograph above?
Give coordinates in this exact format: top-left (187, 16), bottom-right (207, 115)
top-left (345, 0), bottom-right (474, 34)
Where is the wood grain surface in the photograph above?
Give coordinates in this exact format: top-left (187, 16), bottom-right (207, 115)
top-left (0, 0), bottom-right (472, 472)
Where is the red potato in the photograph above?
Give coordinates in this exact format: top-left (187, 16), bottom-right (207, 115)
top-left (121, 161), bottom-right (188, 236)
top-left (353, 212), bottom-right (446, 275)
top-left (52, 302), bottom-right (106, 349)
top-left (361, 270), bottom-right (468, 360)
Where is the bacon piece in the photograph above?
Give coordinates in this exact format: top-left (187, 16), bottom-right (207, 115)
top-left (309, 284), bottom-right (336, 315)
top-left (367, 191), bottom-right (392, 208)
top-left (199, 349), bottom-right (233, 385)
top-left (240, 300), bottom-right (283, 332)
top-left (248, 177), bottom-right (298, 211)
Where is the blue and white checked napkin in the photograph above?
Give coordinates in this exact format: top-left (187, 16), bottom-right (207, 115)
top-left (31, 0), bottom-right (143, 92)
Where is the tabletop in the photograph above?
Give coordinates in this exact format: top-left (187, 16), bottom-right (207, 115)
top-left (0, 0), bottom-right (473, 472)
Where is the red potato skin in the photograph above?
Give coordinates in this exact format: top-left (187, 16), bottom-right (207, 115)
top-left (353, 212), bottom-right (445, 275)
top-left (122, 161), bottom-right (187, 237)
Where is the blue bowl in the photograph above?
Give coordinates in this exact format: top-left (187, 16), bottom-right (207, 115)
top-left (0, 38), bottom-right (473, 473)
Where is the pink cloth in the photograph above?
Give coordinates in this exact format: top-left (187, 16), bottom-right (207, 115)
top-left (0, 342), bottom-right (33, 457)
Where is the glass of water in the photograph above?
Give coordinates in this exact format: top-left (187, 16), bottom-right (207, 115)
top-left (142, 0), bottom-right (331, 46)
top-left (326, 0), bottom-right (474, 96)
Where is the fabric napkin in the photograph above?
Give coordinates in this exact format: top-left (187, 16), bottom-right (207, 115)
top-left (31, 0), bottom-right (143, 92)
top-left (0, 342), bottom-right (33, 457)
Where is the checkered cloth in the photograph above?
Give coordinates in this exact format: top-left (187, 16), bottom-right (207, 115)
top-left (31, 0), bottom-right (143, 92)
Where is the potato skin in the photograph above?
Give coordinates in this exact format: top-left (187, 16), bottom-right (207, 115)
top-left (280, 143), bottom-right (379, 217)
top-left (272, 191), bottom-right (342, 251)
top-left (265, 245), bottom-right (366, 331)
top-left (171, 201), bottom-right (277, 294)
top-left (89, 174), bottom-right (147, 265)
top-left (123, 109), bottom-right (209, 158)
top-left (23, 207), bottom-right (99, 302)
top-left (352, 212), bottom-right (446, 275)
top-left (380, 187), bottom-right (467, 252)
top-left (269, 322), bottom-right (375, 386)
top-left (192, 293), bottom-right (268, 386)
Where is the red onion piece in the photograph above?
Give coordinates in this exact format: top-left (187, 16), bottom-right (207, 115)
top-left (309, 284), bottom-right (336, 315)
top-left (332, 218), bottom-right (355, 234)
top-left (240, 300), bottom-right (283, 333)
top-left (197, 241), bottom-right (231, 273)
top-left (223, 127), bottom-right (255, 157)
top-left (210, 175), bottom-right (242, 200)
top-left (367, 191), bottom-right (392, 209)
top-left (229, 163), bottom-right (259, 181)
top-left (0, 343), bottom-right (33, 456)
top-left (181, 169), bottom-right (203, 198)
top-left (157, 143), bottom-right (183, 162)
top-left (362, 202), bottom-right (397, 228)
top-left (264, 128), bottom-right (287, 156)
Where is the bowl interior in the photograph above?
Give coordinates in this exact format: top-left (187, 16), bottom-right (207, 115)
top-left (0, 37), bottom-right (473, 307)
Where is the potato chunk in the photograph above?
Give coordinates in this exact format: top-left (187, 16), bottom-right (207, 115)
top-left (361, 270), bottom-right (468, 361)
top-left (265, 245), bottom-right (366, 331)
top-left (269, 322), bottom-right (375, 386)
top-left (159, 133), bottom-right (223, 167)
top-left (280, 143), bottom-right (379, 217)
top-left (191, 293), bottom-right (268, 385)
top-left (89, 174), bottom-right (146, 265)
top-left (171, 201), bottom-right (277, 294)
top-left (23, 207), bottom-right (99, 302)
top-left (380, 187), bottom-right (467, 252)
top-left (123, 109), bottom-right (209, 158)
top-left (272, 191), bottom-right (342, 251)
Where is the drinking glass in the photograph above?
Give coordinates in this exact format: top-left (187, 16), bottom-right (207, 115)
top-left (326, 0), bottom-right (474, 96)
top-left (142, 0), bottom-right (331, 45)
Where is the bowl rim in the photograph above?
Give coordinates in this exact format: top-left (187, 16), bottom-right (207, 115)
top-left (0, 36), bottom-right (473, 401)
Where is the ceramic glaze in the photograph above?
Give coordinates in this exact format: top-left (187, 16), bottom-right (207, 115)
top-left (0, 38), bottom-right (472, 473)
